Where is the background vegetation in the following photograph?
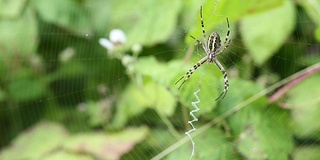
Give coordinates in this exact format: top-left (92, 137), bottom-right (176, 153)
top-left (0, 0), bottom-right (320, 159)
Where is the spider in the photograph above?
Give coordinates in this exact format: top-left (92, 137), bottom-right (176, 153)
top-left (175, 6), bottom-right (231, 101)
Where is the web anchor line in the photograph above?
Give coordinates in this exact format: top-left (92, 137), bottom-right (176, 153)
top-left (185, 89), bottom-right (200, 160)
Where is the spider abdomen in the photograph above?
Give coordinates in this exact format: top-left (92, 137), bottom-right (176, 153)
top-left (208, 32), bottom-right (221, 52)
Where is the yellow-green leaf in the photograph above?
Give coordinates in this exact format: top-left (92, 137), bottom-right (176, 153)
top-left (0, 122), bottom-right (68, 160)
top-left (241, 0), bottom-right (295, 65)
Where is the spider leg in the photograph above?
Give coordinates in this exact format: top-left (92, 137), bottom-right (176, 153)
top-left (200, 6), bottom-right (207, 45)
top-left (175, 56), bottom-right (208, 90)
top-left (225, 18), bottom-right (230, 42)
top-left (175, 76), bottom-right (184, 87)
top-left (215, 39), bottom-right (231, 56)
top-left (216, 18), bottom-right (231, 55)
top-left (213, 59), bottom-right (229, 101)
top-left (190, 35), bottom-right (207, 51)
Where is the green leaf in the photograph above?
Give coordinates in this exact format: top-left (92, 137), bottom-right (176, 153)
top-left (86, 100), bottom-right (112, 127)
top-left (241, 0), bottom-right (295, 65)
top-left (293, 146), bottom-right (320, 160)
top-left (167, 127), bottom-right (236, 160)
top-left (0, 121), bottom-right (68, 160)
top-left (171, 58), bottom-right (225, 114)
top-left (212, 0), bottom-right (285, 20)
top-left (43, 150), bottom-right (93, 160)
top-left (0, 53), bottom-right (6, 80)
top-left (297, 0), bottom-right (320, 26)
top-left (122, 128), bottom-right (175, 160)
top-left (0, 8), bottom-right (38, 56)
top-left (112, 81), bottom-right (176, 128)
top-left (217, 79), bottom-right (294, 159)
top-left (8, 69), bottom-right (48, 101)
top-left (0, 0), bottom-right (27, 18)
top-left (177, 68), bottom-right (220, 114)
top-left (135, 56), bottom-right (223, 114)
top-left (217, 78), bottom-right (266, 118)
top-left (134, 56), bottom-right (172, 85)
top-left (52, 61), bottom-right (87, 80)
top-left (145, 82), bottom-right (176, 116)
top-left (186, 0), bottom-right (284, 45)
top-left (300, 54), bottom-right (320, 66)
top-left (234, 106), bottom-right (294, 160)
top-left (31, 0), bottom-right (91, 34)
top-left (316, 27), bottom-right (320, 42)
top-left (63, 127), bottom-right (148, 160)
top-left (86, 0), bottom-right (182, 47)
top-left (217, 78), bottom-right (267, 134)
top-left (0, 88), bottom-right (6, 102)
top-left (286, 75), bottom-right (320, 138)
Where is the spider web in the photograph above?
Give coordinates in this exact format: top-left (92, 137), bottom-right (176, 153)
top-left (0, 0), bottom-right (320, 160)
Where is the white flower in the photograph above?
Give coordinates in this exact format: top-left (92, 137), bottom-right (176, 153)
top-left (109, 29), bottom-right (126, 45)
top-left (99, 29), bottom-right (126, 51)
top-left (99, 38), bottom-right (114, 50)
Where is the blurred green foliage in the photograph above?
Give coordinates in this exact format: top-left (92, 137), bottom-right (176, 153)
top-left (0, 0), bottom-right (320, 159)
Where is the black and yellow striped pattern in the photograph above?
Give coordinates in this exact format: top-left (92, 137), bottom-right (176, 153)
top-left (175, 6), bottom-right (231, 101)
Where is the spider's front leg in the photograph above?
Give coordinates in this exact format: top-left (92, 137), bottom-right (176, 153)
top-left (175, 56), bottom-right (208, 90)
top-left (190, 35), bottom-right (207, 51)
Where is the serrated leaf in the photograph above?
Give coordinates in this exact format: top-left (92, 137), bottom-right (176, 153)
top-left (286, 75), bottom-right (320, 137)
top-left (217, 79), bottom-right (294, 159)
top-left (63, 127), bottom-right (148, 160)
top-left (186, 0), bottom-right (284, 45)
top-left (167, 127), bottom-right (235, 160)
top-left (0, 121), bottom-right (68, 160)
top-left (87, 0), bottom-right (182, 47)
top-left (217, 78), bottom-right (267, 134)
top-left (241, 0), bottom-right (295, 65)
top-left (0, 0), bottom-right (27, 18)
top-left (217, 78), bottom-right (266, 106)
top-left (31, 0), bottom-right (91, 34)
top-left (293, 146), bottom-right (320, 160)
top-left (0, 8), bottom-right (38, 56)
top-left (231, 105), bottom-right (294, 160)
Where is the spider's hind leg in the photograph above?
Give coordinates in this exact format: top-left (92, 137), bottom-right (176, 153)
top-left (215, 89), bottom-right (228, 101)
top-left (175, 76), bottom-right (186, 90)
top-left (213, 59), bottom-right (229, 101)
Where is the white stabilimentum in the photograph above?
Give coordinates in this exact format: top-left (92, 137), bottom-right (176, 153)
top-left (185, 89), bottom-right (200, 160)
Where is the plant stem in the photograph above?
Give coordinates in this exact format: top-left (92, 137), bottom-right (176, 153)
top-left (151, 62), bottom-right (320, 160)
top-left (268, 63), bottom-right (320, 102)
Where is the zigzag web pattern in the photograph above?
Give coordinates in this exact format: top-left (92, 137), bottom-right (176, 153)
top-left (185, 89), bottom-right (200, 160)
